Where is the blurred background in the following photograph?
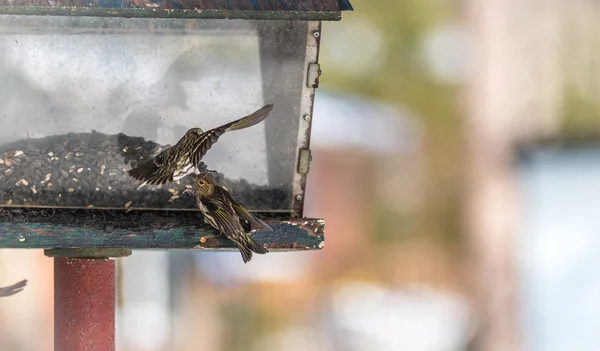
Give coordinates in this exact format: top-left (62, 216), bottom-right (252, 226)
top-left (3, 0), bottom-right (600, 350)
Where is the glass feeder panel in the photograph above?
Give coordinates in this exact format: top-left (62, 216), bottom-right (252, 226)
top-left (0, 16), bottom-right (309, 211)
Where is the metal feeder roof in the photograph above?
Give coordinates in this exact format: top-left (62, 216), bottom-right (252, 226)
top-left (0, 0), bottom-right (353, 20)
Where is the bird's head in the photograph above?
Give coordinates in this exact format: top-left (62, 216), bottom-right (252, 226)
top-left (194, 172), bottom-right (217, 197)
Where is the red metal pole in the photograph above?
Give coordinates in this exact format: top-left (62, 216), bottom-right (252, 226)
top-left (54, 257), bottom-right (116, 351)
top-left (44, 248), bottom-right (130, 351)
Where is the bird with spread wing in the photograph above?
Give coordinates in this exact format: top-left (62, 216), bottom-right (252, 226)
top-left (128, 104), bottom-right (273, 186)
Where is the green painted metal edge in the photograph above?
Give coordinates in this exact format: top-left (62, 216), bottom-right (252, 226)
top-left (0, 7), bottom-right (342, 20)
top-left (0, 218), bottom-right (325, 251)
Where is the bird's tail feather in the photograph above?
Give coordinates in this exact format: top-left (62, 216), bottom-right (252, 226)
top-left (236, 236), bottom-right (269, 263)
top-left (238, 245), bottom-right (253, 264)
top-left (247, 236), bottom-right (269, 255)
top-left (225, 104), bottom-right (273, 132)
top-left (232, 203), bottom-right (273, 232)
top-left (246, 212), bottom-right (273, 232)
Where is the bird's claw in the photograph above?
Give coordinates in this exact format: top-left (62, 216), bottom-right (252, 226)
top-left (183, 188), bottom-right (195, 196)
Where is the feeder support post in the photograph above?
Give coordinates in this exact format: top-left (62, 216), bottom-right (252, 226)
top-left (45, 248), bottom-right (132, 351)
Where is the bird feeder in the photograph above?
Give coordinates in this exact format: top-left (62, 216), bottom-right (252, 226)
top-left (0, 1), bottom-right (353, 349)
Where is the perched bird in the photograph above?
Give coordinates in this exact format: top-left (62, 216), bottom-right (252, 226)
top-left (0, 279), bottom-right (27, 297)
top-left (192, 173), bottom-right (272, 263)
top-left (128, 104), bottom-right (273, 186)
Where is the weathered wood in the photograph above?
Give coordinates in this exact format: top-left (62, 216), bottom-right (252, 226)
top-left (0, 208), bottom-right (324, 250)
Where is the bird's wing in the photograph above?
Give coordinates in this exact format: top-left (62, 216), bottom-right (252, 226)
top-left (202, 199), bottom-right (245, 237)
top-left (148, 170), bottom-right (174, 185)
top-left (191, 104), bottom-right (273, 168)
top-left (0, 279), bottom-right (27, 297)
top-left (127, 150), bottom-right (174, 185)
top-left (223, 104), bottom-right (273, 132)
top-left (216, 186), bottom-right (273, 232)
top-left (234, 203), bottom-right (272, 232)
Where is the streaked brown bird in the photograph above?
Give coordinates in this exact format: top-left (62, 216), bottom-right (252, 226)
top-left (128, 104), bottom-right (273, 186)
top-left (192, 172), bottom-right (271, 263)
top-left (0, 279), bottom-right (27, 297)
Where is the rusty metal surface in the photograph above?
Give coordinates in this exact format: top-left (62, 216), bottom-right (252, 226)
top-left (0, 208), bottom-right (325, 250)
top-left (290, 21), bottom-right (321, 217)
top-left (306, 62), bottom-right (322, 88)
top-left (44, 248), bottom-right (133, 258)
top-left (0, 0), bottom-right (352, 20)
top-left (0, 279), bottom-right (27, 297)
top-left (0, 0), bottom-right (338, 11)
top-left (54, 257), bottom-right (116, 351)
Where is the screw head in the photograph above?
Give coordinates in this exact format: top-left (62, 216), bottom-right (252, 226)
top-left (303, 114), bottom-right (311, 122)
top-left (295, 194), bottom-right (303, 201)
top-left (313, 31), bottom-right (320, 38)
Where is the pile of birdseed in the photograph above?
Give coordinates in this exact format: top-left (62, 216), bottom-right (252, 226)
top-left (0, 131), bottom-right (291, 210)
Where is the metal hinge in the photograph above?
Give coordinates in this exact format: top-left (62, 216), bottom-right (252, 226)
top-left (297, 148), bottom-right (312, 174)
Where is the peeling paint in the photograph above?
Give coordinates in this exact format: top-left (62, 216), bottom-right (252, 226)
top-left (0, 208), bottom-right (325, 251)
